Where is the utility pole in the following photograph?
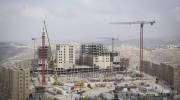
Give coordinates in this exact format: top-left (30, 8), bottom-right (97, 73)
top-left (109, 21), bottom-right (155, 79)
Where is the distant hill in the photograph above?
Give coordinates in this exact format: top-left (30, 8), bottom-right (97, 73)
top-left (0, 42), bottom-right (29, 62)
top-left (95, 36), bottom-right (180, 69)
top-left (96, 37), bottom-right (180, 49)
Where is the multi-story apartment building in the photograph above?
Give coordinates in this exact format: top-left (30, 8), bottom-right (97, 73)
top-left (0, 66), bottom-right (30, 100)
top-left (56, 44), bottom-right (75, 69)
top-left (80, 43), bottom-right (111, 69)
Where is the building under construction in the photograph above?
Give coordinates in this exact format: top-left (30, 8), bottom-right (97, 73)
top-left (80, 43), bottom-right (111, 68)
top-left (37, 46), bottom-right (51, 69)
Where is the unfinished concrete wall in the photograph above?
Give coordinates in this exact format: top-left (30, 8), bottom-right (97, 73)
top-left (173, 67), bottom-right (180, 93)
top-left (143, 61), bottom-right (180, 93)
top-left (168, 65), bottom-right (174, 87)
top-left (143, 61), bottom-right (151, 75)
top-left (152, 63), bottom-right (161, 78)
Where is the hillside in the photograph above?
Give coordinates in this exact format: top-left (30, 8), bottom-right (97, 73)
top-left (0, 42), bottom-right (33, 65)
top-left (115, 44), bottom-right (180, 69)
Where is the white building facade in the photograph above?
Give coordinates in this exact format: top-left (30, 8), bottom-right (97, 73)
top-left (56, 44), bottom-right (75, 69)
top-left (91, 55), bottom-right (110, 69)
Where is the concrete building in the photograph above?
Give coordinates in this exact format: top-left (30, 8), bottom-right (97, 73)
top-left (86, 54), bottom-right (110, 68)
top-left (37, 46), bottom-right (50, 70)
top-left (173, 65), bottom-right (180, 93)
top-left (143, 61), bottom-right (151, 75)
top-left (113, 53), bottom-right (120, 64)
top-left (80, 44), bottom-right (111, 69)
top-left (110, 52), bottom-right (119, 62)
top-left (120, 58), bottom-right (129, 68)
top-left (56, 44), bottom-right (75, 69)
top-left (81, 43), bottom-right (108, 56)
top-left (0, 66), bottom-right (30, 100)
top-left (38, 46), bottom-right (51, 60)
top-left (143, 61), bottom-right (180, 93)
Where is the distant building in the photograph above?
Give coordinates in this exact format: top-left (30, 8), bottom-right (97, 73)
top-left (56, 44), bottom-right (75, 69)
top-left (0, 66), bottom-right (30, 100)
top-left (37, 46), bottom-right (50, 70)
top-left (80, 43), bottom-right (111, 69)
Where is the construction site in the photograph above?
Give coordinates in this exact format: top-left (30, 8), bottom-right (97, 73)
top-left (1, 19), bottom-right (180, 100)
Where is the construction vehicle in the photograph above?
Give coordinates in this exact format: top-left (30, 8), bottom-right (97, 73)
top-left (43, 20), bottom-right (64, 86)
top-left (75, 81), bottom-right (84, 86)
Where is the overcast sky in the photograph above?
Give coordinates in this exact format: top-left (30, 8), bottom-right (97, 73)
top-left (0, 0), bottom-right (180, 43)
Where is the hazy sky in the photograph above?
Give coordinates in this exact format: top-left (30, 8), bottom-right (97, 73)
top-left (0, 0), bottom-right (180, 43)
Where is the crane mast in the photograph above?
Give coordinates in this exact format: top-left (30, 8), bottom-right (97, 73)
top-left (42, 30), bottom-right (46, 85)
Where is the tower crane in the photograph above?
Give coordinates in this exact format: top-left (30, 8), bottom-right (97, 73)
top-left (42, 29), bottom-right (46, 85)
top-left (109, 21), bottom-right (155, 79)
top-left (43, 20), bottom-right (63, 86)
